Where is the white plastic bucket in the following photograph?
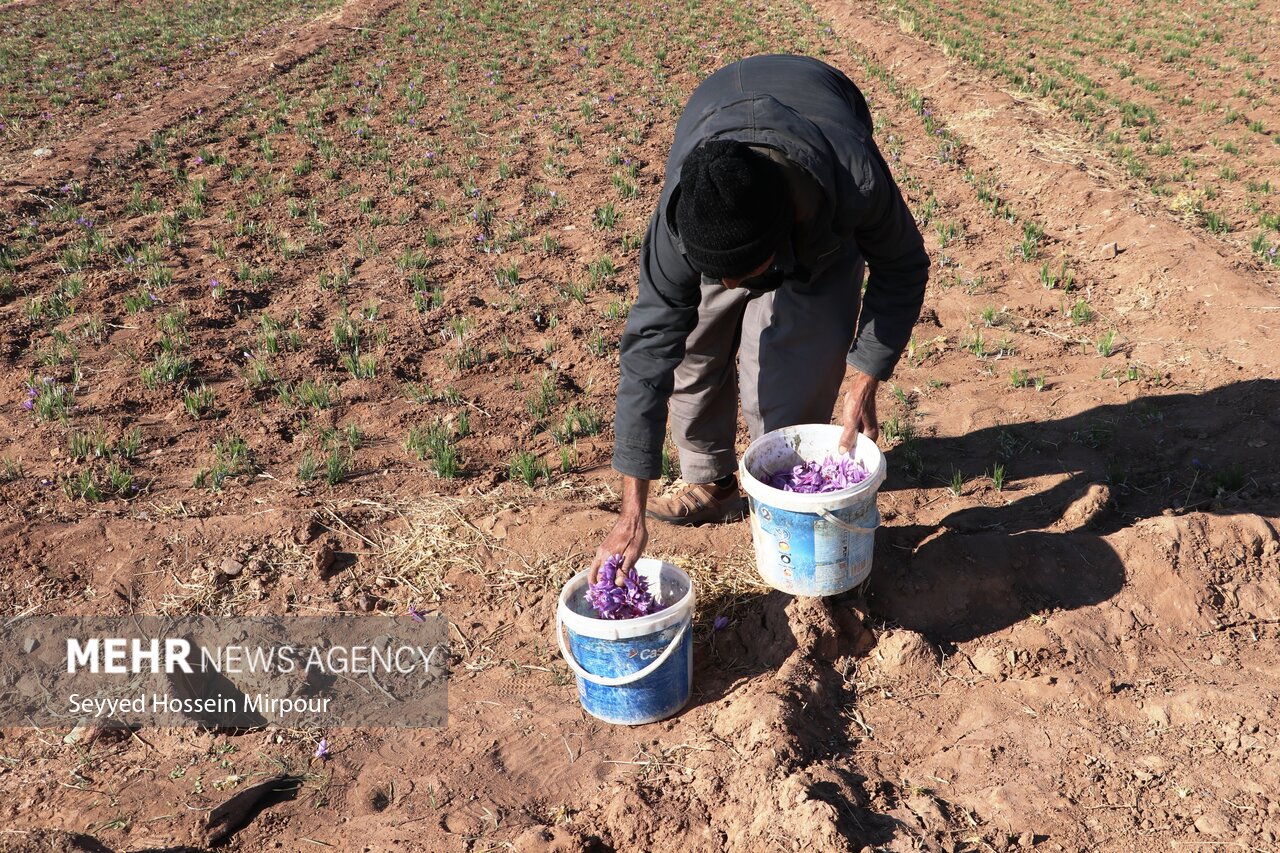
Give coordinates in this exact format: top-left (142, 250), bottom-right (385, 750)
top-left (739, 424), bottom-right (887, 596)
top-left (556, 559), bottom-right (694, 725)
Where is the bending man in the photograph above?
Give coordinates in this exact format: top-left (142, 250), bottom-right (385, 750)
top-left (593, 55), bottom-right (929, 580)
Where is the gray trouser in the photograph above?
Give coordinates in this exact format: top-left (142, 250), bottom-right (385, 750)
top-left (669, 252), bottom-right (865, 483)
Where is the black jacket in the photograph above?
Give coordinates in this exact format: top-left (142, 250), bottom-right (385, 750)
top-left (612, 55), bottom-right (929, 480)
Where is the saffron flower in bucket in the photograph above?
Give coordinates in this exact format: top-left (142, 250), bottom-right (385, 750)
top-left (769, 454), bottom-right (869, 493)
top-left (587, 555), bottom-right (664, 620)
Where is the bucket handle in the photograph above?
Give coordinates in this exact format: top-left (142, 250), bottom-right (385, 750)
top-left (817, 505), bottom-right (881, 534)
top-left (556, 611), bottom-right (689, 688)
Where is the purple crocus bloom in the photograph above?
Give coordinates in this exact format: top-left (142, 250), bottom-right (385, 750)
top-left (408, 606), bottom-right (426, 623)
top-left (314, 739), bottom-right (329, 759)
top-left (586, 555), bottom-right (663, 620)
top-left (769, 454), bottom-right (869, 493)
top-left (713, 614), bottom-right (729, 631)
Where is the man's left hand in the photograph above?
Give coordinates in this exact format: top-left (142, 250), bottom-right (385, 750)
top-left (838, 369), bottom-right (880, 454)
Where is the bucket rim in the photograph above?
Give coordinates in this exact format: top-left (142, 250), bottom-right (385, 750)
top-left (557, 558), bottom-right (694, 641)
top-left (740, 425), bottom-right (886, 511)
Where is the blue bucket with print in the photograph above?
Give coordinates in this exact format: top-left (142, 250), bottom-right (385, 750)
top-left (556, 559), bottom-right (693, 725)
top-left (740, 424), bottom-right (886, 596)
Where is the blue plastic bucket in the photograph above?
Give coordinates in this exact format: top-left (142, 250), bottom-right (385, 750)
top-left (739, 425), bottom-right (887, 597)
top-left (556, 559), bottom-right (693, 725)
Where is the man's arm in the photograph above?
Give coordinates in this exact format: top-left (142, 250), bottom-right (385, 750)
top-left (837, 140), bottom-right (928, 454)
top-left (611, 202), bottom-right (701, 481)
top-left (846, 141), bottom-right (930, 383)
top-left (590, 477), bottom-right (649, 583)
top-left (597, 198), bottom-right (700, 583)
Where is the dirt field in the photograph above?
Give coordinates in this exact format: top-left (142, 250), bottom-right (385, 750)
top-left (1, 0), bottom-right (1278, 850)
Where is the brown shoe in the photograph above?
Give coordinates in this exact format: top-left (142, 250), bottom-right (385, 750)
top-left (647, 481), bottom-right (746, 526)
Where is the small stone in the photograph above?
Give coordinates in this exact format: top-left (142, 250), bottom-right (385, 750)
top-left (32, 147), bottom-right (53, 158)
top-left (875, 630), bottom-right (941, 678)
top-left (63, 724), bottom-right (89, 745)
top-left (1056, 483), bottom-right (1111, 530)
top-left (969, 647), bottom-right (1006, 679)
top-left (1194, 812), bottom-right (1233, 836)
top-left (22, 636), bottom-right (38, 654)
top-left (313, 538), bottom-right (338, 577)
top-left (1095, 242), bottom-right (1118, 260)
top-left (1018, 830), bottom-right (1035, 848)
top-left (219, 558), bottom-right (245, 577)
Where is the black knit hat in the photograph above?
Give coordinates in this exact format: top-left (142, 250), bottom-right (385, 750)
top-left (675, 140), bottom-right (791, 278)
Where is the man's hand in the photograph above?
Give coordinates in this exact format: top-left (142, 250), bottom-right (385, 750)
top-left (838, 369), bottom-right (880, 454)
top-left (589, 477), bottom-right (650, 585)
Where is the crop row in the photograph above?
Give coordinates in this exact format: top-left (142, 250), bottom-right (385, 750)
top-left (1, 0), bottom-right (846, 504)
top-left (0, 0), bottom-right (344, 159)
top-left (880, 0), bottom-right (1280, 262)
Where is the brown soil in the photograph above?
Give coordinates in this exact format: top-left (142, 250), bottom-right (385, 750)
top-left (2, 0), bottom-right (1279, 851)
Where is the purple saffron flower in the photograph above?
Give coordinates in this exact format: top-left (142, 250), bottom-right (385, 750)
top-left (769, 454), bottom-right (869, 493)
top-left (586, 555), bottom-right (663, 620)
top-left (713, 614), bottom-right (729, 632)
top-left (408, 605), bottom-right (426, 623)
top-left (314, 739), bottom-right (329, 759)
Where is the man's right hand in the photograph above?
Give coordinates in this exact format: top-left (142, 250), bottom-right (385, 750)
top-left (589, 477), bottom-right (650, 585)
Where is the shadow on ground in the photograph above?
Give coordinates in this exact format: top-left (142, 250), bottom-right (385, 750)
top-left (868, 379), bottom-right (1279, 642)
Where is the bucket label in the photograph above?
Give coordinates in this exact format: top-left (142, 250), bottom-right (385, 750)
top-left (565, 621), bottom-right (692, 725)
top-left (748, 497), bottom-right (876, 596)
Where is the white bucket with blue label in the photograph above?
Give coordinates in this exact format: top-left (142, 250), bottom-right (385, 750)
top-left (739, 424), bottom-right (887, 597)
top-left (556, 559), bottom-right (694, 725)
